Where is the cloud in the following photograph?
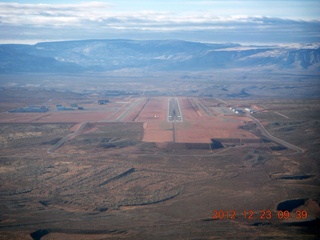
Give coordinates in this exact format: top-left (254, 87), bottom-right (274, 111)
top-left (0, 2), bottom-right (319, 43)
top-left (0, 2), bottom-right (113, 27)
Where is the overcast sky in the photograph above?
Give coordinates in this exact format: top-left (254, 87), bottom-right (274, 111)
top-left (1, 0), bottom-right (319, 44)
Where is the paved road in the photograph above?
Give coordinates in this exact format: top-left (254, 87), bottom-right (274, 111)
top-left (248, 115), bottom-right (305, 153)
top-left (215, 98), bottom-right (304, 153)
top-left (48, 122), bottom-right (88, 153)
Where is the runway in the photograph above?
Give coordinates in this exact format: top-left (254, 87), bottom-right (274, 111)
top-left (167, 97), bottom-right (183, 122)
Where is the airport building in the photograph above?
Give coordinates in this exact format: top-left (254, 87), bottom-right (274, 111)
top-left (245, 108), bottom-right (256, 114)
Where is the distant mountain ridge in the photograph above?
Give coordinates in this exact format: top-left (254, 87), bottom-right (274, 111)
top-left (0, 39), bottom-right (319, 73)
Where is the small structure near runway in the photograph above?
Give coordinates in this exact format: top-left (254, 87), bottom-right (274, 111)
top-left (229, 107), bottom-right (245, 114)
top-left (9, 105), bottom-right (49, 113)
top-left (98, 99), bottom-right (110, 105)
top-left (245, 108), bottom-right (256, 114)
top-left (56, 105), bottom-right (74, 111)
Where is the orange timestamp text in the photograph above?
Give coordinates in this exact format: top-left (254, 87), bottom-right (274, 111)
top-left (211, 209), bottom-right (308, 220)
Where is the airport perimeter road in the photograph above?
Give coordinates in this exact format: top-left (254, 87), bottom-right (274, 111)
top-left (48, 122), bottom-right (88, 153)
top-left (249, 115), bottom-right (305, 153)
top-left (167, 98), bottom-right (183, 122)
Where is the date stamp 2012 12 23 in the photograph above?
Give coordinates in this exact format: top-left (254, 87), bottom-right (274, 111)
top-left (211, 210), bottom-right (308, 220)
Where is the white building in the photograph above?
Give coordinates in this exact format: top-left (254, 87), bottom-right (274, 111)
top-left (245, 108), bottom-right (256, 114)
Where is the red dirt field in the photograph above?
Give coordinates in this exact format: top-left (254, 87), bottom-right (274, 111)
top-left (0, 96), bottom-right (259, 144)
top-left (136, 97), bottom-right (168, 122)
top-left (142, 122), bottom-right (173, 142)
top-left (175, 97), bottom-right (258, 143)
top-left (138, 97), bottom-right (173, 142)
top-left (174, 117), bottom-right (258, 143)
top-left (139, 97), bottom-right (258, 144)
top-left (0, 111), bottom-right (114, 123)
top-left (186, 97), bottom-right (206, 117)
top-left (179, 97), bottom-right (199, 119)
